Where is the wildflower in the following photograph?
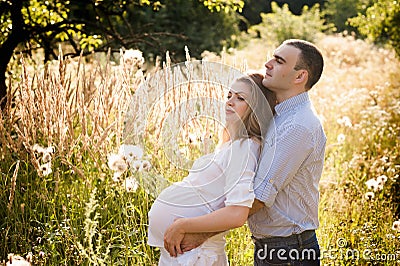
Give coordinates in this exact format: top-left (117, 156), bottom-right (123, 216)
top-left (392, 221), bottom-right (400, 232)
top-left (377, 175), bottom-right (388, 184)
top-left (42, 152), bottom-right (52, 163)
top-left (107, 154), bottom-right (127, 172)
top-left (6, 253), bottom-right (31, 266)
top-left (112, 171), bottom-right (123, 182)
top-left (130, 160), bottom-right (142, 172)
top-left (365, 178), bottom-right (379, 191)
top-left (140, 160), bottom-right (152, 171)
top-left (337, 116), bottom-right (352, 127)
top-left (121, 49), bottom-right (144, 69)
top-left (125, 177), bottom-right (139, 192)
top-left (337, 133), bottom-right (346, 143)
top-left (364, 192), bottom-right (375, 200)
top-left (32, 144), bottom-right (46, 153)
top-left (40, 162), bottom-right (52, 176)
top-left (118, 144), bottom-right (143, 164)
top-left (32, 144), bottom-right (54, 154)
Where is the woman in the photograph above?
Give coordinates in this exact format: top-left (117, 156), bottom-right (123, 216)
top-left (148, 72), bottom-right (276, 265)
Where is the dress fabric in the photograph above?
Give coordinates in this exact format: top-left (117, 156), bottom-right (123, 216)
top-left (148, 138), bottom-right (260, 265)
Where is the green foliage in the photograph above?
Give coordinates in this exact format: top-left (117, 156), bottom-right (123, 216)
top-left (123, 0), bottom-right (241, 61)
top-left (252, 2), bottom-right (334, 45)
top-left (323, 0), bottom-right (372, 33)
top-left (349, 0), bottom-right (400, 57)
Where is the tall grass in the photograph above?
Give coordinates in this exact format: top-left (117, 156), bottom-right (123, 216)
top-left (1, 34), bottom-right (399, 265)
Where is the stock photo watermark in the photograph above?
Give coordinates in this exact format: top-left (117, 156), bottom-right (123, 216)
top-left (256, 238), bottom-right (399, 262)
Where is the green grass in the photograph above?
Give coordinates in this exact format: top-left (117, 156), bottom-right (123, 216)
top-left (1, 34), bottom-right (400, 265)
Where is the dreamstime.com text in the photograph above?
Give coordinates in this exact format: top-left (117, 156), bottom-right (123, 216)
top-left (256, 238), bottom-right (399, 262)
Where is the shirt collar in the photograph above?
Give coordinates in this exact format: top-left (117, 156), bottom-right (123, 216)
top-left (274, 91), bottom-right (310, 116)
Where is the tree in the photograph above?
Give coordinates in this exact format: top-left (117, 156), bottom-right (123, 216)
top-left (323, 0), bottom-right (372, 33)
top-left (0, 0), bottom-right (244, 110)
top-left (349, 0), bottom-right (400, 57)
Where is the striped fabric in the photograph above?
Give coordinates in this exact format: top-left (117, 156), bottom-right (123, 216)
top-left (248, 92), bottom-right (326, 238)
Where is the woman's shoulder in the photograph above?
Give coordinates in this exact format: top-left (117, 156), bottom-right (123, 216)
top-left (230, 137), bottom-right (260, 151)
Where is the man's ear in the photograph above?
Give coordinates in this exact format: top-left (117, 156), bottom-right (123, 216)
top-left (294, 70), bottom-right (308, 85)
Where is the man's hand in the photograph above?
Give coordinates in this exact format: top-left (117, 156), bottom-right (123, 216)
top-left (248, 199), bottom-right (265, 217)
top-left (180, 232), bottom-right (212, 252)
top-left (164, 219), bottom-right (185, 257)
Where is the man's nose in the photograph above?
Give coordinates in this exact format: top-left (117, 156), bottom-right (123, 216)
top-left (264, 60), bottom-right (273, 70)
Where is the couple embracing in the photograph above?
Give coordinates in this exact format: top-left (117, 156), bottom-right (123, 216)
top-left (148, 39), bottom-right (326, 266)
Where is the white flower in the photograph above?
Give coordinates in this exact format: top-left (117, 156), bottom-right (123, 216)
top-left (364, 192), bottom-right (375, 200)
top-left (42, 152), bottom-right (52, 163)
top-left (130, 160), bottom-right (142, 172)
top-left (40, 162), bottom-right (52, 176)
top-left (140, 160), bottom-right (152, 171)
top-left (32, 144), bottom-right (46, 153)
top-left (365, 178), bottom-right (379, 191)
top-left (32, 144), bottom-right (54, 154)
top-left (107, 154), bottom-right (127, 172)
top-left (377, 175), bottom-right (388, 184)
top-left (121, 49), bottom-right (144, 68)
top-left (337, 116), bottom-right (352, 127)
top-left (337, 133), bottom-right (346, 143)
top-left (125, 177), bottom-right (139, 192)
top-left (112, 171), bottom-right (123, 182)
top-left (6, 253), bottom-right (31, 266)
top-left (118, 144), bottom-right (143, 163)
top-left (392, 220), bottom-right (400, 232)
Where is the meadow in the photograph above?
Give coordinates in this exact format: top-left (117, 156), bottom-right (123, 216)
top-left (1, 33), bottom-right (399, 265)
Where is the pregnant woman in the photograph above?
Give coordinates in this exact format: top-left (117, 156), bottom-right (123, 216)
top-left (148, 72), bottom-right (276, 265)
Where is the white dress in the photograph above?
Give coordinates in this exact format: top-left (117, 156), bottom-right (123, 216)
top-left (148, 138), bottom-right (260, 266)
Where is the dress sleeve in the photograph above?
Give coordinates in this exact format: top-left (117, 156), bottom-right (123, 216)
top-left (222, 139), bottom-right (259, 207)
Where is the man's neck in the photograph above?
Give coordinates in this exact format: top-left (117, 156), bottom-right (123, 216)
top-left (276, 88), bottom-right (306, 104)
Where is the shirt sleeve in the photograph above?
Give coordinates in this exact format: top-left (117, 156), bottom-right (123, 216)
top-left (254, 124), bottom-right (314, 206)
top-left (223, 139), bottom-right (259, 207)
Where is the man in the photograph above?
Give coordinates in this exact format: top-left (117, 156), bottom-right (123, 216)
top-left (248, 39), bottom-right (326, 265)
top-left (164, 39), bottom-right (326, 265)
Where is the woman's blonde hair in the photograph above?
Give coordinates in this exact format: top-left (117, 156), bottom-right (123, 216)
top-left (222, 72), bottom-right (276, 145)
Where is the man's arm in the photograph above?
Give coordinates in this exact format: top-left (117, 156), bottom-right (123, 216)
top-left (248, 198), bottom-right (265, 217)
top-left (164, 205), bottom-right (249, 257)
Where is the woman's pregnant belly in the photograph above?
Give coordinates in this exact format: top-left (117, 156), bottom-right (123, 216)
top-left (147, 194), bottom-right (211, 247)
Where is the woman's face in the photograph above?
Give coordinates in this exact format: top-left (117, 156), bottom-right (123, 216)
top-left (225, 80), bottom-right (251, 123)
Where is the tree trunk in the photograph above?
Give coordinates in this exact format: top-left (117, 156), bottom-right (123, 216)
top-left (0, 0), bottom-right (27, 111)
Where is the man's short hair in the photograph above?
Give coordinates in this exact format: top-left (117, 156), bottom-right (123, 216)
top-left (283, 39), bottom-right (324, 90)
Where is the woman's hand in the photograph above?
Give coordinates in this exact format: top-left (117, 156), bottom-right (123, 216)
top-left (163, 218), bottom-right (186, 257)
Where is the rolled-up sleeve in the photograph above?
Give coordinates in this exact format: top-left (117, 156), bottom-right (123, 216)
top-left (223, 139), bottom-right (260, 207)
top-left (254, 124), bottom-right (314, 206)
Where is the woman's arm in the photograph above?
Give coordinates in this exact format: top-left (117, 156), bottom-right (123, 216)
top-left (163, 205), bottom-right (249, 256)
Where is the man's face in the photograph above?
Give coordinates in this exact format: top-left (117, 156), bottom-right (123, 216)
top-left (262, 44), bottom-right (301, 92)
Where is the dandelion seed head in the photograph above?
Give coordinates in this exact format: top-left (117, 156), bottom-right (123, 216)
top-left (107, 154), bottom-right (127, 172)
top-left (377, 175), bottom-right (388, 184)
top-left (32, 144), bottom-right (46, 153)
top-left (40, 162), bottom-right (52, 176)
top-left (125, 177), bottom-right (139, 192)
top-left (392, 221), bottom-right (400, 232)
top-left (337, 133), bottom-right (346, 143)
top-left (42, 152), bottom-right (52, 163)
top-left (112, 171), bottom-right (123, 182)
top-left (121, 49), bottom-right (144, 68)
top-left (131, 160), bottom-right (142, 172)
top-left (118, 144), bottom-right (143, 162)
top-left (140, 160), bottom-right (151, 171)
top-left (365, 178), bottom-right (378, 190)
top-left (364, 191), bottom-right (375, 200)
top-left (337, 116), bottom-right (352, 127)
